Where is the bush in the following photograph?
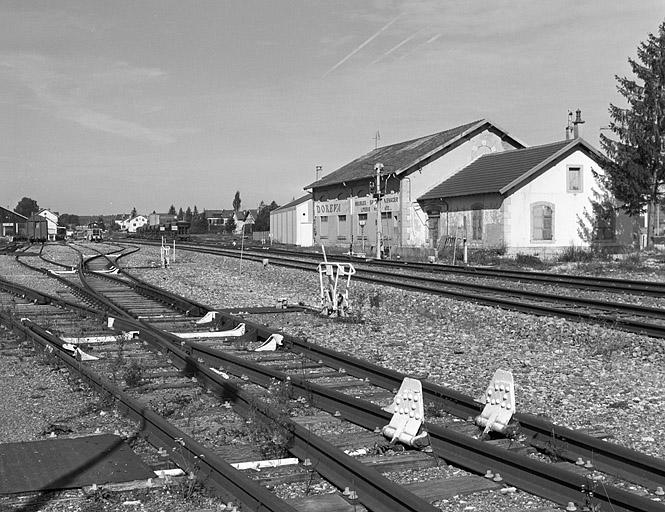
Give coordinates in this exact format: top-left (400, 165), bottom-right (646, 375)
top-left (514, 253), bottom-right (543, 266)
top-left (558, 246), bottom-right (594, 263)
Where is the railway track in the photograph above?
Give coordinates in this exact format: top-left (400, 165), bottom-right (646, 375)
top-left (2, 242), bottom-right (665, 510)
top-left (128, 239), bottom-right (665, 339)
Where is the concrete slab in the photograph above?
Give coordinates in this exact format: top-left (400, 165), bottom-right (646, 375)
top-left (0, 434), bottom-right (154, 494)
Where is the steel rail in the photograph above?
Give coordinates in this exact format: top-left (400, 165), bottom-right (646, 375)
top-left (95, 264), bottom-right (665, 492)
top-left (129, 239), bottom-right (665, 296)
top-left (135, 242), bottom-right (665, 337)
top-left (106, 315), bottom-right (665, 512)
top-left (0, 313), bottom-right (298, 512)
top-left (85, 317), bottom-right (439, 512)
top-left (69, 257), bottom-right (441, 512)
top-left (14, 246), bottom-right (665, 502)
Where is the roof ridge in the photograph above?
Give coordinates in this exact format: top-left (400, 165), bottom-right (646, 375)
top-left (373, 119), bottom-right (484, 151)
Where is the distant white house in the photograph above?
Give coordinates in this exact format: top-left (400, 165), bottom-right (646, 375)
top-left (37, 209), bottom-right (59, 241)
top-left (235, 209), bottom-right (258, 234)
top-left (270, 194), bottom-right (313, 246)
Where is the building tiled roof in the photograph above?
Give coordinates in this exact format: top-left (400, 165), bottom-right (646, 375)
top-left (305, 119), bottom-right (524, 189)
top-left (273, 194), bottom-right (312, 212)
top-left (418, 138), bottom-right (604, 201)
top-left (0, 206), bottom-right (27, 222)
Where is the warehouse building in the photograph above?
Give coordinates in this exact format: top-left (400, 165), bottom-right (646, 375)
top-left (305, 119), bottom-right (524, 258)
top-left (270, 194), bottom-right (313, 246)
top-left (0, 206), bottom-right (27, 238)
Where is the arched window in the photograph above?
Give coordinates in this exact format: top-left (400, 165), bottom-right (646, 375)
top-left (471, 204), bottom-right (483, 241)
top-left (531, 202), bottom-right (554, 241)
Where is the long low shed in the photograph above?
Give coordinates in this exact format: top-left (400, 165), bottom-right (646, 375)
top-left (270, 194), bottom-right (313, 247)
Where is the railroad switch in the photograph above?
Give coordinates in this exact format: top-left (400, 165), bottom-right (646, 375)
top-left (254, 333), bottom-right (284, 352)
top-left (318, 261), bottom-right (356, 317)
top-left (62, 343), bottom-right (99, 361)
top-left (382, 377), bottom-right (429, 448)
top-left (475, 369), bottom-right (515, 435)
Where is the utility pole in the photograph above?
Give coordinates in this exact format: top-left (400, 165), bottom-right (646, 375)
top-left (375, 163), bottom-right (383, 259)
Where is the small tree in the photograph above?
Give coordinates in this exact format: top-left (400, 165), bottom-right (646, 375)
top-left (600, 22), bottom-right (665, 247)
top-left (168, 204), bottom-right (176, 215)
top-left (178, 207), bottom-right (184, 220)
top-left (233, 191), bottom-right (241, 212)
top-left (185, 206), bottom-right (192, 222)
top-left (14, 197), bottom-right (39, 218)
top-left (131, 207), bottom-right (137, 218)
top-left (254, 200), bottom-right (280, 231)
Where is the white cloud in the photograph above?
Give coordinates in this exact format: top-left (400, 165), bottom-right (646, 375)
top-left (0, 53), bottom-right (175, 145)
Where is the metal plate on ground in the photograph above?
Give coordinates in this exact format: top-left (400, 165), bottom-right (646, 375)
top-left (0, 434), bottom-right (154, 494)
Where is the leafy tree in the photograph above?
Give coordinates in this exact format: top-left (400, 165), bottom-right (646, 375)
top-left (14, 197), bottom-right (39, 218)
top-left (600, 22), bottom-right (665, 247)
top-left (178, 207), bottom-right (184, 220)
top-left (233, 191), bottom-right (241, 212)
top-left (58, 213), bottom-right (80, 227)
top-left (131, 207), bottom-right (137, 218)
top-left (168, 204), bottom-right (176, 215)
top-left (189, 206), bottom-right (207, 233)
top-left (185, 206), bottom-right (192, 222)
top-left (254, 200), bottom-right (280, 231)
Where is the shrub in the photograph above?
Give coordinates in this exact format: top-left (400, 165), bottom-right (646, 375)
top-left (558, 246), bottom-right (594, 263)
top-left (514, 253), bottom-right (543, 266)
top-left (123, 360), bottom-right (144, 387)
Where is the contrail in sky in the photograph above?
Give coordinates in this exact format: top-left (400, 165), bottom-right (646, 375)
top-left (322, 13), bottom-right (402, 78)
top-left (371, 28), bottom-right (424, 65)
top-left (399, 32), bottom-right (442, 60)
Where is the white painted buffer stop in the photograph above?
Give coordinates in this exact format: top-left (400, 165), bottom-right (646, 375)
top-left (475, 369), bottom-right (515, 435)
top-left (382, 377), bottom-right (429, 448)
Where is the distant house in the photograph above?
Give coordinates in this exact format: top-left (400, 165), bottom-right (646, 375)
top-left (204, 209), bottom-right (235, 228)
top-left (236, 209), bottom-right (258, 233)
top-left (417, 138), bottom-right (637, 256)
top-left (0, 206), bottom-right (27, 238)
top-left (305, 119), bottom-right (524, 258)
top-left (270, 194), bottom-right (313, 246)
top-left (37, 209), bottom-right (59, 241)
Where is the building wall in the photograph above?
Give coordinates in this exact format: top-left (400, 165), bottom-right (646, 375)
top-left (504, 150), bottom-right (625, 254)
top-left (311, 128), bottom-right (521, 252)
top-left (270, 199), bottom-right (313, 246)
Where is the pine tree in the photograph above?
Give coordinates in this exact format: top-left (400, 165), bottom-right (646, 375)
top-left (185, 206), bottom-right (192, 222)
top-left (168, 204), bottom-right (176, 215)
top-left (600, 22), bottom-right (665, 247)
top-left (178, 207), bottom-right (184, 220)
top-left (131, 207), bottom-right (137, 218)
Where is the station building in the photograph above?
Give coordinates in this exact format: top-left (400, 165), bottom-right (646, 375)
top-left (0, 206), bottom-right (27, 238)
top-left (304, 119), bottom-right (524, 257)
top-left (270, 194), bottom-right (313, 246)
top-left (417, 137), bottom-right (637, 256)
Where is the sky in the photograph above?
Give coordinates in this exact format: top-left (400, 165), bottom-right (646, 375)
top-left (1, 1), bottom-right (664, 215)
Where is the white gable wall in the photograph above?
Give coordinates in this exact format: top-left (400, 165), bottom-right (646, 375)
top-left (401, 129), bottom-right (520, 247)
top-left (504, 149), bottom-right (605, 252)
top-left (270, 199), bottom-right (313, 246)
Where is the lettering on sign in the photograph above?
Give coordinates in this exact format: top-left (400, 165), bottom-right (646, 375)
top-left (314, 199), bottom-right (350, 217)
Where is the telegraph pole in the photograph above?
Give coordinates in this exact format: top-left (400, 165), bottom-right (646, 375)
top-left (375, 163), bottom-right (383, 259)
